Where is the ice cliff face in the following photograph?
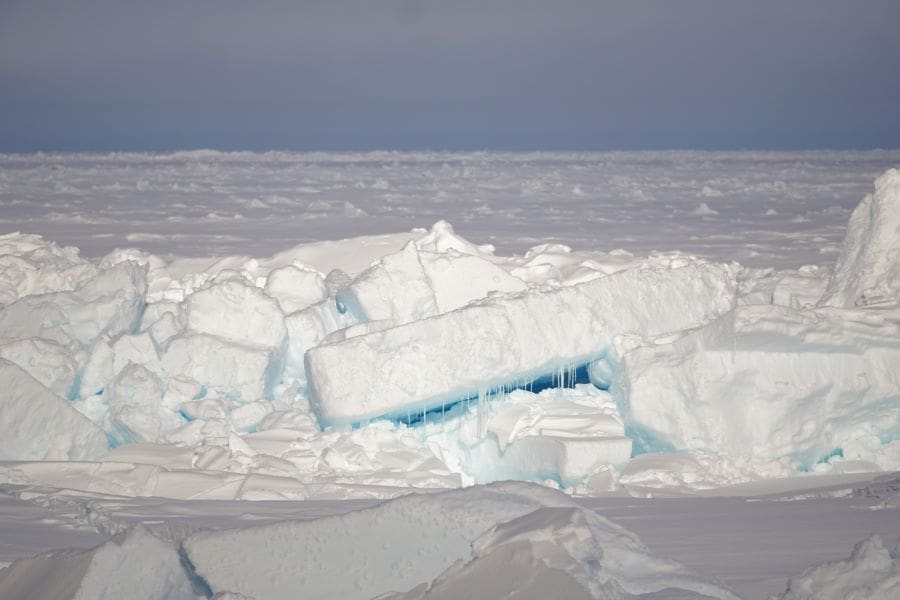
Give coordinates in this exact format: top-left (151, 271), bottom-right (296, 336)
top-left (821, 168), bottom-right (900, 308)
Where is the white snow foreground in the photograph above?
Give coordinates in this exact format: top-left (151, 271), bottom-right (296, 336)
top-left (52, 483), bottom-right (735, 600)
top-left (0, 482), bottom-right (738, 600)
top-left (0, 525), bottom-right (198, 600)
top-left (775, 534), bottom-right (900, 600)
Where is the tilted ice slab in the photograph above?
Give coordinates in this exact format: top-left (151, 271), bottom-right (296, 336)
top-left (821, 168), bottom-right (900, 308)
top-left (0, 526), bottom-right (196, 600)
top-left (337, 237), bottom-right (526, 326)
top-left (622, 304), bottom-right (900, 469)
top-left (0, 359), bottom-right (107, 461)
top-left (307, 258), bottom-right (736, 427)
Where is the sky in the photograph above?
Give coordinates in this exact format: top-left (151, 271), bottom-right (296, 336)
top-left (1, 0), bottom-right (899, 152)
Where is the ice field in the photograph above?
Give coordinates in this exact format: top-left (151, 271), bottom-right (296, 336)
top-left (1, 150), bottom-right (899, 598)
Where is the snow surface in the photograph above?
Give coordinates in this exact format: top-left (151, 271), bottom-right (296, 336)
top-left (1, 151), bottom-right (899, 598)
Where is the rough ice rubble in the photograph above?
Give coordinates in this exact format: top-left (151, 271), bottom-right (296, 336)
top-left (0, 232), bottom-right (97, 305)
top-left (307, 257), bottom-right (736, 427)
top-left (1, 166), bottom-right (900, 495)
top-left (615, 168), bottom-right (900, 483)
top-left (620, 304), bottom-right (900, 471)
top-left (775, 534), bottom-right (900, 600)
top-left (428, 385), bottom-right (632, 488)
top-left (0, 260), bottom-right (147, 347)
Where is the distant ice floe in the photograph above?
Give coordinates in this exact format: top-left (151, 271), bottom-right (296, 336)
top-left (0, 169), bottom-right (898, 498)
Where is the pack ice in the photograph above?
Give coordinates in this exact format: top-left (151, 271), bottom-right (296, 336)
top-left (620, 169), bottom-right (900, 478)
top-left (0, 169), bottom-right (898, 494)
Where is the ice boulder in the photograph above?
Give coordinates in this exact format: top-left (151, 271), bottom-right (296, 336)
top-left (307, 258), bottom-right (736, 427)
top-left (162, 333), bottom-right (273, 402)
top-left (264, 264), bottom-right (327, 313)
top-left (185, 279), bottom-right (286, 350)
top-left (0, 232), bottom-right (97, 305)
top-left (0, 526), bottom-right (196, 600)
top-left (0, 337), bottom-right (82, 399)
top-left (449, 386), bottom-right (632, 487)
top-left (416, 219), bottom-right (494, 256)
top-left (0, 260), bottom-right (148, 347)
top-left (621, 304), bottom-right (900, 469)
top-left (419, 250), bottom-right (527, 313)
top-left (0, 358), bottom-right (107, 460)
top-left (821, 168), bottom-right (900, 308)
top-left (108, 363), bottom-right (182, 443)
top-left (336, 241), bottom-right (438, 325)
top-left (282, 299), bottom-right (357, 386)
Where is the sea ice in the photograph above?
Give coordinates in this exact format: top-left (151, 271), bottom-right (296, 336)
top-left (0, 260), bottom-right (147, 347)
top-left (183, 482), bottom-right (737, 600)
top-left (0, 359), bottom-right (107, 461)
top-left (821, 168), bottom-right (900, 308)
top-left (775, 534), bottom-right (900, 600)
top-left (307, 257), bottom-right (736, 427)
top-left (0, 526), bottom-right (196, 600)
top-left (185, 279), bottom-right (286, 350)
top-left (263, 264), bottom-right (327, 313)
top-left (161, 333), bottom-right (273, 403)
top-left (621, 304), bottom-right (900, 470)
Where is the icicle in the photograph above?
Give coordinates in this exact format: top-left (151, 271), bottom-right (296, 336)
top-left (477, 387), bottom-right (487, 439)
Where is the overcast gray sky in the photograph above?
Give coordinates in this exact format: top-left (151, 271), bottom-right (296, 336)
top-left (1, 0), bottom-right (898, 151)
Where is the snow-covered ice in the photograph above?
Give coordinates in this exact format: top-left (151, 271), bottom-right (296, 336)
top-left (775, 534), bottom-right (899, 600)
top-left (1, 150), bottom-right (899, 598)
top-left (307, 255), bottom-right (735, 427)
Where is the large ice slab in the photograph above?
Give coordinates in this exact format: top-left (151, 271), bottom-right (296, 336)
top-left (821, 168), bottom-right (900, 308)
top-left (0, 359), bottom-right (108, 461)
top-left (307, 258), bottom-right (736, 427)
top-left (622, 304), bottom-right (900, 469)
